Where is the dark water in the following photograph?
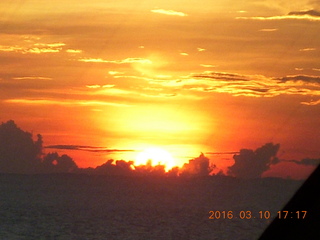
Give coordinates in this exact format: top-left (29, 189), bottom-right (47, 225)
top-left (0, 174), bottom-right (302, 239)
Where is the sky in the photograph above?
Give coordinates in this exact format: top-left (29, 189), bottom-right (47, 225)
top-left (0, 0), bottom-right (319, 178)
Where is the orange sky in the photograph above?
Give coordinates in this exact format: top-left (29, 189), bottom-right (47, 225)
top-left (0, 0), bottom-right (319, 178)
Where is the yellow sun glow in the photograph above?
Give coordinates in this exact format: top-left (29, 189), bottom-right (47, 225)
top-left (135, 147), bottom-right (176, 171)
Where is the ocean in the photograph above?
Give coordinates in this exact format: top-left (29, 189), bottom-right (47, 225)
top-left (0, 174), bottom-right (302, 239)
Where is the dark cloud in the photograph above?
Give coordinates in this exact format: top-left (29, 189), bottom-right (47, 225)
top-left (45, 145), bottom-right (135, 153)
top-left (228, 143), bottom-right (280, 178)
top-left (193, 72), bottom-right (250, 81)
top-left (287, 158), bottom-right (320, 166)
top-left (0, 120), bottom-right (317, 178)
top-left (134, 160), bottom-right (167, 176)
top-left (0, 120), bottom-right (78, 174)
top-left (41, 152), bottom-right (78, 173)
top-left (277, 75), bottom-right (320, 83)
top-left (206, 151), bottom-right (239, 155)
top-left (94, 159), bottom-right (135, 176)
top-left (180, 153), bottom-right (215, 176)
top-left (0, 120), bottom-right (42, 173)
top-left (288, 9), bottom-right (320, 17)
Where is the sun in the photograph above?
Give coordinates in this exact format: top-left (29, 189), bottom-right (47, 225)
top-left (135, 147), bottom-right (176, 171)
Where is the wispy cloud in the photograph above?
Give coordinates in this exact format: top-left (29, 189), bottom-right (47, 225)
top-left (301, 99), bottom-right (320, 106)
top-left (12, 76), bottom-right (52, 80)
top-left (285, 158), bottom-right (320, 166)
top-left (277, 74), bottom-right (320, 83)
top-left (237, 9), bottom-right (320, 21)
top-left (4, 98), bottom-right (131, 107)
top-left (86, 84), bottom-right (115, 89)
top-left (151, 9), bottom-right (188, 17)
top-left (259, 28), bottom-right (278, 32)
top-left (45, 145), bottom-right (135, 153)
top-left (0, 42), bottom-right (65, 54)
top-left (299, 48), bottom-right (316, 51)
top-left (66, 49), bottom-right (82, 53)
top-left (148, 71), bottom-right (320, 104)
top-left (200, 64), bottom-right (216, 68)
top-left (79, 57), bottom-right (152, 64)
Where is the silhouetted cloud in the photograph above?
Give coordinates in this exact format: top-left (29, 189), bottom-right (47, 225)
top-left (228, 143), bottom-right (280, 178)
top-left (41, 152), bottom-right (78, 173)
top-left (45, 145), bottom-right (135, 153)
top-left (180, 153), bottom-right (215, 176)
top-left (134, 160), bottom-right (166, 176)
top-left (0, 120), bottom-right (317, 178)
top-left (94, 159), bottom-right (134, 176)
top-left (287, 158), bottom-right (320, 166)
top-left (206, 151), bottom-right (239, 155)
top-left (0, 120), bottom-right (42, 173)
top-left (0, 120), bottom-right (78, 174)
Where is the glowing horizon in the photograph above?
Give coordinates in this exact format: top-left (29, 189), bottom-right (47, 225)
top-left (0, 0), bottom-right (319, 179)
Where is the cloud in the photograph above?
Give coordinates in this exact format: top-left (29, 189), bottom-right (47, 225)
top-left (277, 74), bottom-right (320, 83)
top-left (78, 57), bottom-right (152, 64)
top-left (0, 120), bottom-right (78, 174)
top-left (0, 42), bottom-right (65, 54)
top-left (0, 120), bottom-right (42, 173)
top-left (13, 76), bottom-right (52, 80)
top-left (151, 9), bottom-right (188, 17)
top-left (180, 153), bottom-right (215, 176)
top-left (200, 64), bottom-right (216, 68)
top-left (94, 160), bottom-right (135, 176)
top-left (86, 84), bottom-right (115, 89)
top-left (34, 43), bottom-right (66, 48)
top-left (228, 143), bottom-right (280, 178)
top-left (45, 145), bottom-right (135, 153)
top-left (301, 99), bottom-right (320, 105)
top-left (108, 71), bottom-right (125, 75)
top-left (288, 9), bottom-right (320, 17)
top-left (0, 45), bottom-right (23, 52)
top-left (4, 98), bottom-right (132, 107)
top-left (299, 48), bottom-right (316, 51)
top-left (286, 158), bottom-right (320, 166)
top-left (237, 9), bottom-right (320, 21)
top-left (149, 71), bottom-right (320, 102)
top-left (259, 28), bottom-right (278, 32)
top-left (193, 71), bottom-right (252, 81)
top-left (42, 152), bottom-right (78, 173)
top-left (66, 49), bottom-right (82, 53)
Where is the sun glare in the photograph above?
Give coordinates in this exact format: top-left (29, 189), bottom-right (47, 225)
top-left (135, 147), bottom-right (176, 171)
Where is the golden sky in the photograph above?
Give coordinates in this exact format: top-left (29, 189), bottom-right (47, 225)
top-left (0, 0), bottom-right (319, 178)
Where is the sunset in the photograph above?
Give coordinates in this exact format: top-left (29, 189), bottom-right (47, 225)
top-left (0, 0), bottom-right (319, 238)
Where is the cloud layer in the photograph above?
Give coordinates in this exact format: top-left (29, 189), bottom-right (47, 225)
top-left (148, 71), bottom-right (320, 104)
